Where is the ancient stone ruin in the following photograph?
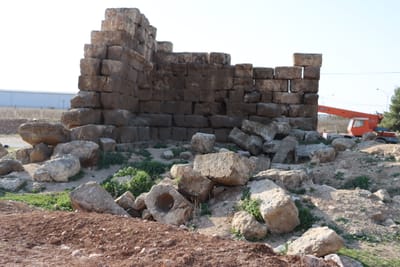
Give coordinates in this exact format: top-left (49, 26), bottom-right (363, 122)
top-left (61, 8), bottom-right (322, 144)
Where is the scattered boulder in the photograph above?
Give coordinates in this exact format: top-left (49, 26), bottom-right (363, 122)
top-left (248, 156), bottom-right (271, 174)
top-left (253, 169), bottom-right (311, 191)
top-left (99, 138), bottom-right (116, 152)
top-left (310, 146), bottom-right (336, 163)
top-left (0, 159), bottom-right (24, 176)
top-left (70, 124), bottom-right (116, 143)
top-left (331, 138), bottom-right (356, 151)
top-left (70, 181), bottom-right (129, 216)
top-left (287, 226), bottom-right (344, 257)
top-left (262, 140), bottom-right (281, 154)
top-left (0, 176), bottom-right (27, 192)
top-left (33, 155), bottom-right (81, 182)
top-left (144, 184), bottom-right (193, 225)
top-left (296, 143), bottom-right (328, 160)
top-left (193, 151), bottom-right (252, 186)
top-left (18, 122), bottom-right (70, 146)
top-left (373, 189), bottom-right (391, 202)
top-left (170, 163), bottom-right (214, 202)
top-left (53, 140), bottom-right (100, 167)
top-left (228, 127), bottom-right (263, 155)
top-left (241, 120), bottom-right (278, 142)
top-left (191, 132), bottom-right (216, 154)
top-left (231, 211), bottom-right (268, 240)
top-left (0, 143), bottom-right (8, 159)
top-left (115, 191), bottom-right (136, 210)
top-left (275, 121), bottom-right (291, 135)
top-left (362, 132), bottom-right (377, 142)
top-left (249, 179), bottom-right (299, 233)
top-left (179, 151), bottom-right (193, 160)
top-left (304, 131), bottom-right (321, 143)
top-left (30, 143), bottom-right (52, 163)
top-left (161, 150), bottom-right (174, 160)
top-left (15, 147), bottom-right (33, 164)
top-left (133, 192), bottom-right (147, 211)
top-left (271, 136), bottom-right (298, 164)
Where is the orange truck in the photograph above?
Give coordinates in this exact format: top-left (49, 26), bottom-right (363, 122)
top-left (318, 105), bottom-right (398, 143)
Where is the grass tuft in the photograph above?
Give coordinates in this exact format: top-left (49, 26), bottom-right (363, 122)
top-left (0, 191), bottom-right (72, 211)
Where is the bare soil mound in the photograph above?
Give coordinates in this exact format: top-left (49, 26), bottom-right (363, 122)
top-left (0, 201), bottom-right (337, 267)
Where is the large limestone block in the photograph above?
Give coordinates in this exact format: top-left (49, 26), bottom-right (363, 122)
top-left (310, 146), bottom-right (336, 163)
top-left (293, 53), bottom-right (323, 67)
top-left (30, 143), bottom-right (52, 163)
top-left (145, 184), bottom-right (193, 225)
top-left (70, 91), bottom-right (101, 108)
top-left (33, 155), bottom-right (81, 182)
top-left (241, 120), bottom-right (278, 142)
top-left (231, 211), bottom-right (268, 240)
top-left (53, 140), bottom-right (100, 167)
top-left (103, 109), bottom-right (133, 127)
top-left (253, 169), bottom-right (311, 191)
top-left (70, 124), bottom-right (116, 143)
top-left (193, 151), bottom-right (252, 186)
top-left (272, 136), bottom-right (298, 164)
top-left (171, 163), bottom-right (214, 202)
top-left (61, 108), bottom-right (102, 129)
top-left (18, 122), bottom-right (70, 146)
top-left (70, 181), bottom-right (129, 216)
top-left (249, 179), bottom-right (299, 233)
top-left (0, 159), bottom-right (24, 176)
top-left (228, 127), bottom-right (263, 156)
top-left (190, 132), bottom-right (216, 154)
top-left (274, 66), bottom-right (302, 79)
top-left (287, 226), bottom-right (344, 257)
top-left (331, 138), bottom-right (356, 151)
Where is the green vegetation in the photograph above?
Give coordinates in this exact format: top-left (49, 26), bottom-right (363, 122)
top-left (131, 160), bottom-right (170, 177)
top-left (171, 147), bottom-right (187, 157)
top-left (153, 143), bottom-right (168, 149)
top-left (230, 228), bottom-right (245, 240)
top-left (102, 166), bottom-right (153, 198)
top-left (339, 247), bottom-right (400, 267)
top-left (380, 86), bottom-right (400, 131)
top-left (135, 148), bottom-right (152, 160)
top-left (335, 217), bottom-right (350, 224)
top-left (238, 187), bottom-right (263, 222)
top-left (97, 152), bottom-right (127, 169)
top-left (288, 188), bottom-right (307, 195)
top-left (199, 203), bottom-right (211, 216)
top-left (294, 199), bottom-right (318, 231)
top-left (0, 191), bottom-right (72, 211)
top-left (341, 175), bottom-right (371, 190)
top-left (335, 171), bottom-right (345, 180)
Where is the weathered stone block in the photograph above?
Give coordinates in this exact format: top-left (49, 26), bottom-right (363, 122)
top-left (71, 91), bottom-right (101, 108)
top-left (290, 79), bottom-right (319, 93)
top-left (234, 64), bottom-right (253, 78)
top-left (228, 128), bottom-right (263, 155)
top-left (215, 90), bottom-right (228, 102)
top-left (100, 92), bottom-right (122, 109)
top-left (273, 92), bottom-right (303, 104)
top-left (136, 88), bottom-right (153, 101)
top-left (199, 89), bottom-right (215, 102)
top-left (227, 103), bottom-right (257, 116)
top-left (138, 126), bottom-right (150, 141)
top-left (191, 53), bottom-right (209, 64)
top-left (228, 89), bottom-right (244, 102)
top-left (161, 101), bottom-right (192, 114)
top-left (139, 101), bottom-right (161, 113)
top-left (304, 66), bottom-right (320, 80)
top-left (99, 138), bottom-right (116, 152)
top-left (158, 127), bottom-right (172, 140)
top-left (183, 88), bottom-right (200, 102)
top-left (253, 67), bottom-right (274, 79)
top-left (248, 116), bottom-right (274, 125)
top-left (209, 115), bottom-right (242, 128)
top-left (170, 63), bottom-right (187, 76)
top-left (233, 77), bottom-right (253, 90)
top-left (288, 105), bottom-right (318, 117)
top-left (289, 117), bottom-right (317, 130)
top-left (61, 108), bottom-right (102, 129)
top-left (91, 30), bottom-right (132, 47)
top-left (257, 103), bottom-right (284, 117)
top-left (172, 127), bottom-right (187, 141)
top-left (214, 128), bottom-right (231, 142)
top-left (194, 103), bottom-right (223, 116)
top-left (157, 41), bottom-right (173, 53)
top-left (116, 126), bottom-right (139, 143)
top-left (261, 91), bottom-right (273, 102)
top-left (303, 93), bottom-right (319, 105)
top-left (103, 109), bottom-right (132, 126)
top-left (173, 115), bottom-right (209, 128)
top-left (255, 79), bottom-right (288, 92)
top-left (84, 44), bottom-right (107, 59)
top-left (244, 91), bottom-right (261, 103)
top-left (138, 114), bottom-right (172, 127)
top-left (274, 66), bottom-right (302, 79)
top-left (78, 76), bottom-right (108, 92)
top-left (107, 46), bottom-right (123, 61)
top-left (209, 53), bottom-right (231, 65)
top-left (101, 59), bottom-right (124, 76)
top-left (293, 53), bottom-right (322, 67)
top-left (80, 58), bottom-right (101, 76)
top-left (70, 124), bottom-right (116, 142)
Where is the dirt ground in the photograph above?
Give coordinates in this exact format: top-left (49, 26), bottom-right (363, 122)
top-left (0, 201), bottom-right (339, 267)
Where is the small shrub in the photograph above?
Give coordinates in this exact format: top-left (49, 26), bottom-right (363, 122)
top-left (231, 228), bottom-right (245, 240)
top-left (335, 171), bottom-right (345, 180)
top-left (295, 200), bottom-right (317, 231)
top-left (335, 217), bottom-right (349, 224)
top-left (200, 203), bottom-right (211, 216)
top-left (239, 198), bottom-right (263, 222)
top-left (241, 187), bottom-right (251, 201)
top-left (171, 147), bottom-right (187, 157)
top-left (341, 175), bottom-right (371, 190)
top-left (153, 143), bottom-right (168, 149)
top-left (131, 160), bottom-right (170, 177)
top-left (338, 247), bottom-right (400, 267)
top-left (135, 149), bottom-right (152, 160)
top-left (97, 152), bottom-right (127, 169)
top-left (288, 188), bottom-right (306, 195)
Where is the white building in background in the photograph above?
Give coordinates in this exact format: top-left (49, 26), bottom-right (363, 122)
top-left (0, 90), bottom-right (75, 109)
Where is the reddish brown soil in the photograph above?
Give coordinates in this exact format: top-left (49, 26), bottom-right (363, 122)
top-left (0, 201), bottom-right (338, 267)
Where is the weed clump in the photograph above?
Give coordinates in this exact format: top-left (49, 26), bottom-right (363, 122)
top-left (341, 175), bottom-right (370, 190)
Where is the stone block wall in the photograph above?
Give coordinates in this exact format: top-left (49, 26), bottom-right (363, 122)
top-left (62, 8), bottom-right (322, 143)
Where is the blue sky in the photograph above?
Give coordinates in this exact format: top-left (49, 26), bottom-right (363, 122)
top-left (0, 0), bottom-right (399, 113)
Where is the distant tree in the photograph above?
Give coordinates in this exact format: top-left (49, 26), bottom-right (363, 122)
top-left (380, 86), bottom-right (400, 130)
